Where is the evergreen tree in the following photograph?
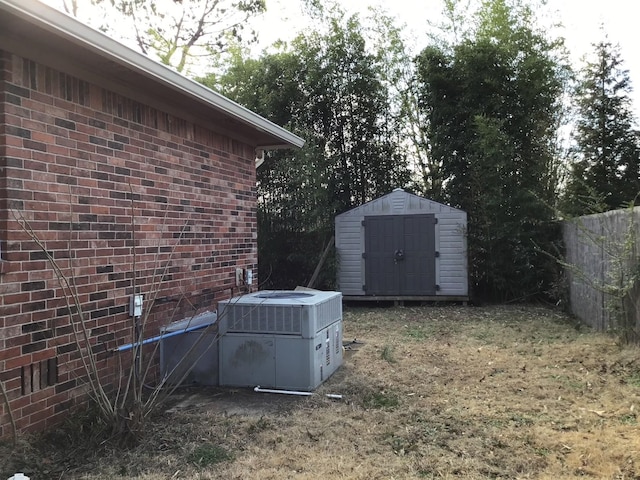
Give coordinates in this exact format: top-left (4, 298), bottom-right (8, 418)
top-left (415, 0), bottom-right (568, 301)
top-left (563, 40), bottom-right (640, 215)
top-left (205, 11), bottom-right (410, 288)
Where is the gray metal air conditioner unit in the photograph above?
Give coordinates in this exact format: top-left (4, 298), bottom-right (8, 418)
top-left (160, 311), bottom-right (218, 386)
top-left (218, 290), bottom-right (343, 391)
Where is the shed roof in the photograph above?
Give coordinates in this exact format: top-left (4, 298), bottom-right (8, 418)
top-left (336, 188), bottom-right (465, 218)
top-left (0, 0), bottom-right (305, 151)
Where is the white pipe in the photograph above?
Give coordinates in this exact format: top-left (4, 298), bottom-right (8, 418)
top-left (254, 386), bottom-right (312, 396)
top-left (253, 386), bottom-right (342, 400)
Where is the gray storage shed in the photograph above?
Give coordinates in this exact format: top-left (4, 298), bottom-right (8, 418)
top-left (335, 188), bottom-right (468, 301)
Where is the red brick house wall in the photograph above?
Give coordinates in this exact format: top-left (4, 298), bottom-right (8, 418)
top-left (0, 50), bottom-right (258, 436)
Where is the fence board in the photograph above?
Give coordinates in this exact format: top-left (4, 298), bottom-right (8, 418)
top-left (562, 207), bottom-right (640, 340)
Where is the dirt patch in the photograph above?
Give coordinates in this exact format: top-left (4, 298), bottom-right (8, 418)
top-left (165, 386), bottom-right (305, 417)
top-left (3, 305), bottom-right (640, 479)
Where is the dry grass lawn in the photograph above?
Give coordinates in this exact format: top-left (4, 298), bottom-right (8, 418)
top-left (3, 304), bottom-right (640, 479)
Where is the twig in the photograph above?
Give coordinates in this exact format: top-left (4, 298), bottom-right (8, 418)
top-left (12, 211), bottom-right (114, 418)
top-left (0, 377), bottom-right (17, 447)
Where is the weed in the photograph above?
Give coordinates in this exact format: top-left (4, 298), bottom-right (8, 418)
top-left (510, 414), bottom-right (534, 427)
top-left (421, 425), bottom-right (441, 438)
top-left (248, 416), bottom-right (271, 434)
top-left (626, 373), bottom-right (640, 387)
top-left (405, 325), bottom-right (427, 340)
top-left (534, 447), bottom-right (551, 457)
top-left (388, 434), bottom-right (419, 455)
top-left (550, 374), bottom-right (584, 391)
top-left (619, 414), bottom-right (637, 425)
top-left (381, 344), bottom-right (396, 363)
top-left (486, 418), bottom-right (507, 428)
top-left (363, 391), bottom-right (400, 409)
top-left (471, 327), bottom-right (496, 343)
top-left (188, 444), bottom-right (234, 467)
top-left (418, 470), bottom-right (437, 478)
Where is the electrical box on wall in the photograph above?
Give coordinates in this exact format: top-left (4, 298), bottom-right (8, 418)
top-left (130, 294), bottom-right (143, 317)
top-left (235, 267), bottom-right (254, 287)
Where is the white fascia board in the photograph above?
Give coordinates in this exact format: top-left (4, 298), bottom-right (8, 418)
top-left (0, 0), bottom-right (305, 149)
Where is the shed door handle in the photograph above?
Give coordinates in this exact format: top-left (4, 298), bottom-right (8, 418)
top-left (394, 249), bottom-right (405, 261)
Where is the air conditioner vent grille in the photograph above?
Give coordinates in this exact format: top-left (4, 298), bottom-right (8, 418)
top-left (218, 290), bottom-right (342, 338)
top-left (315, 298), bottom-right (342, 331)
top-left (226, 304), bottom-right (303, 335)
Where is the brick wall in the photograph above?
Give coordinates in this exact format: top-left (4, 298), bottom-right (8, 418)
top-left (0, 50), bottom-right (258, 436)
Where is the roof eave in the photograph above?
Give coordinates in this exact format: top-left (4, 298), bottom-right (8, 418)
top-left (0, 0), bottom-right (305, 150)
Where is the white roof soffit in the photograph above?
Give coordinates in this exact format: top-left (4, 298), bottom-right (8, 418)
top-left (0, 0), bottom-right (305, 150)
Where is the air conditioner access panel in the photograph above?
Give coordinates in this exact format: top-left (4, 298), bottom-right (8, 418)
top-left (219, 321), bottom-right (343, 391)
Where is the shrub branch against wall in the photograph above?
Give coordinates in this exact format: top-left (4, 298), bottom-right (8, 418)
top-left (0, 51), bottom-right (258, 437)
top-left (11, 197), bottom-right (228, 443)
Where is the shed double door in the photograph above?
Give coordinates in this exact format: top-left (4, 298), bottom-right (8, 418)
top-left (364, 214), bottom-right (436, 295)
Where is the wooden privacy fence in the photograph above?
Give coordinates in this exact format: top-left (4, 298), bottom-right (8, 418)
top-left (562, 207), bottom-right (640, 341)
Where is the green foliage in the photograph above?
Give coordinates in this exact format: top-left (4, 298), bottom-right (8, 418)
top-left (562, 39), bottom-right (640, 216)
top-left (619, 413), bottom-right (637, 425)
top-left (258, 213), bottom-right (336, 290)
top-left (415, 0), bottom-right (568, 301)
top-left (404, 325), bottom-right (428, 341)
top-left (247, 416), bottom-right (272, 434)
top-left (209, 10), bottom-right (411, 288)
top-left (361, 9), bottom-right (444, 200)
top-left (381, 344), bottom-right (397, 363)
top-left (625, 372), bottom-right (640, 388)
top-left (363, 390), bottom-right (400, 410)
top-left (188, 443), bottom-right (234, 467)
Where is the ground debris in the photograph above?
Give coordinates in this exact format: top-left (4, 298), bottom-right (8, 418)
top-left (3, 304), bottom-right (639, 480)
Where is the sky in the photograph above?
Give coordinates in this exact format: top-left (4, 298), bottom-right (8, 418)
top-left (40, 0), bottom-right (639, 118)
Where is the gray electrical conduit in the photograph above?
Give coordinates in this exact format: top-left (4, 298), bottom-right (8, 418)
top-left (113, 312), bottom-right (217, 353)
